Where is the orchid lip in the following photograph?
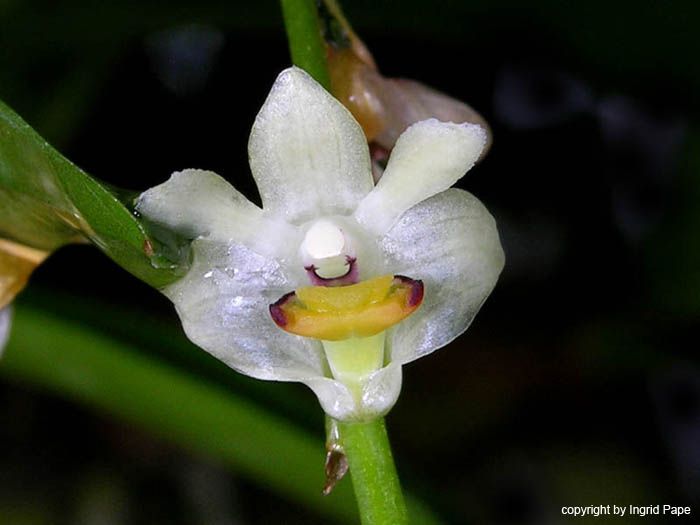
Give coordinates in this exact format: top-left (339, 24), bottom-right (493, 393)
top-left (269, 274), bottom-right (424, 341)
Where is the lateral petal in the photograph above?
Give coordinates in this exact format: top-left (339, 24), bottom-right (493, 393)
top-left (354, 119), bottom-right (487, 236)
top-left (380, 189), bottom-right (504, 364)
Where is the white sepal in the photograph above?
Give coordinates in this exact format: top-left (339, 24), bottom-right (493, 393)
top-left (360, 363), bottom-right (402, 418)
top-left (248, 67), bottom-right (374, 224)
top-left (303, 363), bottom-right (402, 421)
top-left (303, 377), bottom-right (357, 421)
top-left (165, 238), bottom-right (326, 381)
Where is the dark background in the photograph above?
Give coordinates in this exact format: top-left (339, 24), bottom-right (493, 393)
top-left (2, 1), bottom-right (700, 523)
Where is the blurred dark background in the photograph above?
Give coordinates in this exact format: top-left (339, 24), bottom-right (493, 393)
top-left (2, 0), bottom-right (700, 523)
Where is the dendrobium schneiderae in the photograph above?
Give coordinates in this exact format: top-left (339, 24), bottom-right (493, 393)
top-left (136, 67), bottom-right (505, 421)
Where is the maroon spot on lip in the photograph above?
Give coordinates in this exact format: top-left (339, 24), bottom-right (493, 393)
top-left (409, 280), bottom-right (424, 307)
top-left (393, 275), bottom-right (424, 307)
top-left (269, 291), bottom-right (296, 327)
top-left (305, 257), bottom-right (359, 287)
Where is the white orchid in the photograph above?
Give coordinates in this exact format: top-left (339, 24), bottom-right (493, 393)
top-left (136, 67), bottom-right (504, 421)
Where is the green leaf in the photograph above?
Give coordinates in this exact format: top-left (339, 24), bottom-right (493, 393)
top-left (0, 98), bottom-right (185, 289)
top-left (0, 302), bottom-right (359, 523)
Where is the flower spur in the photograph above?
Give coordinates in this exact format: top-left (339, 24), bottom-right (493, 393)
top-left (136, 67), bottom-right (504, 421)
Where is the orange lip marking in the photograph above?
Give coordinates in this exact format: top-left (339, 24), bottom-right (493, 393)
top-left (269, 275), bottom-right (423, 341)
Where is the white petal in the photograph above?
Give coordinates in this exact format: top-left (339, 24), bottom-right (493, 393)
top-left (248, 67), bottom-right (374, 224)
top-left (0, 305), bottom-right (11, 357)
top-left (136, 169), bottom-right (297, 260)
top-left (381, 189), bottom-right (504, 364)
top-left (303, 377), bottom-right (356, 421)
top-left (354, 119), bottom-right (487, 236)
top-left (360, 363), bottom-right (402, 418)
top-left (304, 363), bottom-right (402, 421)
top-left (165, 238), bottom-right (326, 381)
top-left (371, 77), bottom-right (492, 157)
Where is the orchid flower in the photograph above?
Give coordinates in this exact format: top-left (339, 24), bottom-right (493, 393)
top-left (136, 67), bottom-right (504, 422)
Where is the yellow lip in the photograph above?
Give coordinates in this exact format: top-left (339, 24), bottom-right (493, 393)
top-left (269, 274), bottom-right (423, 341)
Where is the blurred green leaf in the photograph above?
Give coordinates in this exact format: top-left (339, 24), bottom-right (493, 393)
top-left (0, 99), bottom-right (185, 292)
top-left (0, 303), bottom-right (359, 523)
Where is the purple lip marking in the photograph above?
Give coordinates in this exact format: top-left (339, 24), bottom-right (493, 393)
top-left (409, 280), bottom-right (424, 307)
top-left (393, 275), bottom-right (424, 307)
top-left (305, 256), bottom-right (359, 287)
top-left (269, 291), bottom-right (296, 327)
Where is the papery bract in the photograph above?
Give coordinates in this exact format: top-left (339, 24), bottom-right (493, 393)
top-left (320, 0), bottom-right (491, 181)
top-left (136, 67), bottom-right (504, 421)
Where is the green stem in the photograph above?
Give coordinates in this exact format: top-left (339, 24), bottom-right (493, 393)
top-left (338, 418), bottom-right (409, 525)
top-left (280, 0), bottom-right (331, 89)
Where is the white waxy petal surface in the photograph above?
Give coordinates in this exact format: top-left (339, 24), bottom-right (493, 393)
top-left (164, 238), bottom-right (328, 381)
top-left (304, 363), bottom-right (402, 421)
top-left (380, 189), bottom-right (504, 364)
top-left (354, 119), bottom-right (487, 236)
top-left (136, 169), bottom-right (297, 260)
top-left (248, 67), bottom-right (374, 224)
top-left (303, 377), bottom-right (356, 421)
top-left (360, 363), bottom-right (402, 418)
